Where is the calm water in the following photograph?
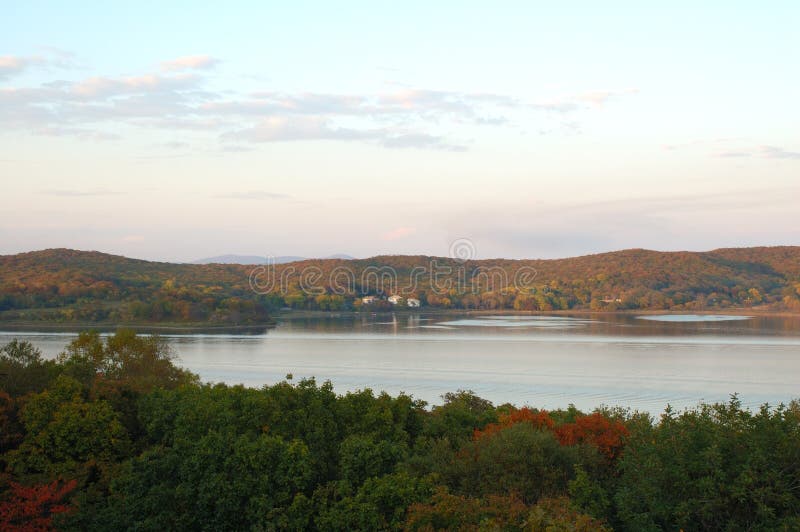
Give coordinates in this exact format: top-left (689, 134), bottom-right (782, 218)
top-left (3, 313), bottom-right (800, 414)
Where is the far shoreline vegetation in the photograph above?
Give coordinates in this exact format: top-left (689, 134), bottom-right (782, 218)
top-left (2, 307), bottom-right (799, 335)
top-left (1, 330), bottom-right (799, 530)
top-left (2, 247), bottom-right (800, 328)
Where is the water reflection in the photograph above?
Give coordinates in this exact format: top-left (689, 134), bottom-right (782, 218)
top-left (637, 314), bottom-right (753, 322)
top-left (2, 312), bottom-right (799, 414)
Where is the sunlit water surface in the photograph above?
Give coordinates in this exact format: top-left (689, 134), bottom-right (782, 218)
top-left (3, 313), bottom-right (799, 414)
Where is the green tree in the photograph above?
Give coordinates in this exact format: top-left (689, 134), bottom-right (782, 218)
top-left (615, 397), bottom-right (800, 531)
top-left (0, 339), bottom-right (59, 397)
top-left (7, 375), bottom-right (130, 476)
top-left (77, 431), bottom-right (312, 531)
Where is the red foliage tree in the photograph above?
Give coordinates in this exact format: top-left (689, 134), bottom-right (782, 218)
top-left (0, 479), bottom-right (77, 532)
top-left (473, 408), bottom-right (628, 461)
top-left (555, 412), bottom-right (628, 460)
top-left (473, 407), bottom-right (554, 439)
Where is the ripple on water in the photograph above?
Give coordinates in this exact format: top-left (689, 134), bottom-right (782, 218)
top-left (637, 314), bottom-right (753, 323)
top-left (437, 316), bottom-right (593, 328)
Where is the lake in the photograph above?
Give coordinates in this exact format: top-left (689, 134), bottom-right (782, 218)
top-left (3, 312), bottom-right (799, 414)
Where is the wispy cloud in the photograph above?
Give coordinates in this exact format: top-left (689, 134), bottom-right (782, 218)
top-left (223, 116), bottom-right (365, 143)
top-left (0, 49), bottom-right (79, 81)
top-left (448, 187), bottom-right (800, 259)
top-left (40, 188), bottom-right (120, 197)
top-left (0, 52), bottom-right (637, 151)
top-left (219, 144), bottom-right (254, 153)
top-left (161, 55), bottom-right (219, 72)
top-left (712, 145), bottom-right (800, 160)
top-left (0, 55), bottom-right (42, 81)
top-left (381, 133), bottom-right (466, 151)
top-left (159, 141), bottom-right (190, 150)
top-left (381, 227), bottom-right (416, 240)
top-left (35, 126), bottom-right (121, 141)
top-left (667, 139), bottom-right (800, 162)
top-left (759, 145), bottom-right (800, 160)
top-left (716, 150), bottom-right (751, 158)
top-left (215, 190), bottom-right (291, 200)
top-left (531, 88), bottom-right (639, 113)
top-left (224, 117), bottom-right (466, 151)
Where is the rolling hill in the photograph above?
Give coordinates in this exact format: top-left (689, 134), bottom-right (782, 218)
top-left (1, 247), bottom-right (799, 323)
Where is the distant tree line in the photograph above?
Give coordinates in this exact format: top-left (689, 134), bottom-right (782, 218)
top-left (0, 250), bottom-right (274, 324)
top-left (1, 332), bottom-right (799, 530)
top-left (2, 247), bottom-right (800, 323)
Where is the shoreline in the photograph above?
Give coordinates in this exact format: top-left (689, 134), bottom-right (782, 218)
top-left (0, 307), bottom-right (796, 334)
top-left (0, 322), bottom-right (273, 334)
top-left (274, 307), bottom-right (800, 319)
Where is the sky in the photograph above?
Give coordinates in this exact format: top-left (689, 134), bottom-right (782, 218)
top-left (1, 1), bottom-right (799, 262)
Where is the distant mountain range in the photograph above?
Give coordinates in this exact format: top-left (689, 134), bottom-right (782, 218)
top-left (192, 254), bottom-right (356, 265)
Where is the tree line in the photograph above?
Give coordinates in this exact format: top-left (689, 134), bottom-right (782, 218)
top-left (2, 247), bottom-right (800, 324)
top-left (1, 332), bottom-right (799, 530)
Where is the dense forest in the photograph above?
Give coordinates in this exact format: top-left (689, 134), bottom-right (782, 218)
top-left (0, 250), bottom-right (273, 325)
top-left (1, 332), bottom-right (799, 530)
top-left (2, 247), bottom-right (800, 324)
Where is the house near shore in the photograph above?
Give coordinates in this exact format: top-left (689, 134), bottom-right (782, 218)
top-left (362, 296), bottom-right (378, 304)
top-left (407, 298), bottom-right (421, 307)
top-left (388, 295), bottom-right (403, 305)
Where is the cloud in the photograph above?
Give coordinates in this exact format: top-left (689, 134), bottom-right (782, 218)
top-left (531, 88), bottom-right (639, 113)
top-left (71, 73), bottom-right (198, 98)
top-left (667, 139), bottom-right (800, 162)
top-left (121, 235), bottom-right (145, 242)
top-left (35, 126), bottom-right (121, 141)
top-left (711, 145), bottom-right (800, 161)
top-left (379, 89), bottom-right (475, 114)
top-left (40, 188), bottom-right (120, 197)
top-left (448, 187), bottom-right (800, 259)
top-left (0, 52), bottom-right (636, 151)
top-left (382, 227), bottom-right (416, 240)
top-left (219, 144), bottom-right (254, 153)
top-left (716, 150), bottom-right (751, 158)
top-left (0, 50), bottom-right (80, 81)
top-left (381, 133), bottom-right (466, 151)
top-left (215, 190), bottom-right (291, 200)
top-left (223, 116), bottom-right (369, 143)
top-left (0, 55), bottom-right (40, 81)
top-left (759, 145), bottom-right (800, 160)
top-left (225, 117), bottom-right (466, 151)
top-left (160, 141), bottom-right (189, 149)
top-left (161, 55), bottom-right (219, 72)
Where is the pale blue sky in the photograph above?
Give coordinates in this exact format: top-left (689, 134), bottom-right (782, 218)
top-left (2, 1), bottom-right (799, 261)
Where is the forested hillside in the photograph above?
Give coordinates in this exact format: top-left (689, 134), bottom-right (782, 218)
top-left (1, 247), bottom-right (800, 324)
top-left (1, 333), bottom-right (799, 530)
top-left (0, 249), bottom-right (270, 325)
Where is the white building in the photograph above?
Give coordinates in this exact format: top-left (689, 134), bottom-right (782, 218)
top-left (388, 295), bottom-right (403, 305)
top-left (407, 298), bottom-right (421, 307)
top-left (362, 296), bottom-right (378, 304)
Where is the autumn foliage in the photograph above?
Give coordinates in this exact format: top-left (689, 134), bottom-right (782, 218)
top-left (405, 488), bottom-right (610, 531)
top-left (474, 407), bottom-right (628, 461)
top-left (3, 247), bottom-right (800, 323)
top-left (1, 334), bottom-right (799, 530)
top-left (555, 413), bottom-right (628, 461)
top-left (473, 407), bottom-right (554, 439)
top-left (0, 479), bottom-right (76, 532)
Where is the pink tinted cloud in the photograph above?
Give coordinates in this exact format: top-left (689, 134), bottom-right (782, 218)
top-left (381, 227), bottom-right (416, 240)
top-left (161, 55), bottom-right (219, 72)
top-left (0, 55), bottom-right (39, 80)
